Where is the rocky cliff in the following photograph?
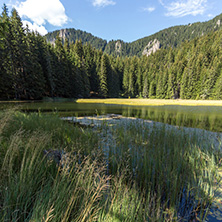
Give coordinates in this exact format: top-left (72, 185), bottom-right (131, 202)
top-left (142, 39), bottom-right (161, 56)
top-left (115, 41), bottom-right (122, 54)
top-left (45, 12), bottom-right (222, 57)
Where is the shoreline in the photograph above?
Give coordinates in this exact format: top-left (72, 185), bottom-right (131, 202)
top-left (63, 114), bottom-right (222, 220)
top-left (76, 98), bottom-right (222, 107)
top-left (63, 114), bottom-right (222, 151)
top-left (1, 98), bottom-right (222, 106)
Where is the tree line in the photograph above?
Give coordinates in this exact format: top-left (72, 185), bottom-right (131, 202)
top-left (46, 13), bottom-right (222, 57)
top-left (46, 28), bottom-right (107, 51)
top-left (0, 5), bottom-right (222, 100)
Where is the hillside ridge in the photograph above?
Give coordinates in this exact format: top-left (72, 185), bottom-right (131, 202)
top-left (45, 13), bottom-right (222, 56)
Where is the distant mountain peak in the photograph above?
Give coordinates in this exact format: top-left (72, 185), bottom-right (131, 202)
top-left (45, 13), bottom-right (222, 57)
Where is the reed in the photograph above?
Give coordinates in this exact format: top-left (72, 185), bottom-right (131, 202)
top-left (0, 111), bottom-right (107, 221)
top-left (0, 110), bottom-right (221, 221)
top-left (100, 119), bottom-right (221, 221)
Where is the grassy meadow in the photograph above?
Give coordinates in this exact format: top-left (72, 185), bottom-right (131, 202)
top-left (0, 110), bottom-right (221, 221)
top-left (76, 98), bottom-right (222, 106)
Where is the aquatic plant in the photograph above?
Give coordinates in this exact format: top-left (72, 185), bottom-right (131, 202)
top-left (0, 111), bottom-right (221, 221)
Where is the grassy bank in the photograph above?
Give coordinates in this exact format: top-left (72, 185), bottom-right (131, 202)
top-left (0, 110), bottom-right (221, 221)
top-left (77, 98), bottom-right (222, 106)
top-left (2, 98), bottom-right (222, 107)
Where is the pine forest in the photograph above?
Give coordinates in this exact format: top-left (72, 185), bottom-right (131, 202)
top-left (1, 5), bottom-right (222, 100)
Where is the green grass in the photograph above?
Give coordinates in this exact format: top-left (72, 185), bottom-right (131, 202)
top-left (107, 121), bottom-right (220, 218)
top-left (0, 110), bottom-right (221, 221)
top-left (76, 98), bottom-right (222, 106)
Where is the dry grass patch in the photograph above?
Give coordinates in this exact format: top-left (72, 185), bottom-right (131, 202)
top-left (77, 99), bottom-right (222, 106)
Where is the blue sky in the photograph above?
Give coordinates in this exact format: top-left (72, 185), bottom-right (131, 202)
top-left (2, 0), bottom-right (222, 42)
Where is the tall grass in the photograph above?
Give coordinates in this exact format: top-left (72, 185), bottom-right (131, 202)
top-left (106, 120), bottom-right (221, 220)
top-left (0, 111), bottom-right (107, 221)
top-left (0, 110), bottom-right (221, 221)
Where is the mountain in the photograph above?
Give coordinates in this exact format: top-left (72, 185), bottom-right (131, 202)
top-left (46, 13), bottom-right (222, 57)
top-left (46, 28), bottom-right (107, 51)
top-left (116, 13), bottom-right (222, 56)
top-left (1, 5), bottom-right (222, 100)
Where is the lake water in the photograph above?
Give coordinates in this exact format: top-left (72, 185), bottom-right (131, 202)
top-left (1, 101), bottom-right (222, 132)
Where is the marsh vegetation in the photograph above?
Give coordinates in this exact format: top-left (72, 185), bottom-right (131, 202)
top-left (1, 3), bottom-right (222, 221)
top-left (1, 100), bottom-right (222, 132)
top-left (0, 109), bottom-right (221, 221)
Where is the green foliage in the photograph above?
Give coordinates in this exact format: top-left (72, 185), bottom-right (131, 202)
top-left (0, 111), bottom-right (220, 221)
top-left (99, 54), bottom-right (109, 97)
top-left (0, 111), bottom-right (106, 222)
top-left (1, 4), bottom-right (222, 100)
top-left (142, 77), bottom-right (149, 98)
top-left (214, 70), bottom-right (222, 99)
top-left (46, 13), bottom-right (222, 57)
top-left (45, 28), bottom-right (107, 51)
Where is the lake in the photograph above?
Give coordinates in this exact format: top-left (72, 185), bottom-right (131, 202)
top-left (1, 101), bottom-right (222, 133)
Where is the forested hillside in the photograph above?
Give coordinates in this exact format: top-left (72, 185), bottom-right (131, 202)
top-left (46, 28), bottom-right (107, 51)
top-left (106, 13), bottom-right (222, 56)
top-left (45, 13), bottom-right (222, 57)
top-left (1, 5), bottom-right (222, 100)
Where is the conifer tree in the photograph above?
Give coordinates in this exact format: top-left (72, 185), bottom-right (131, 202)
top-left (136, 61), bottom-right (144, 96)
top-left (180, 67), bottom-right (189, 99)
top-left (214, 70), bottom-right (222, 99)
top-left (108, 56), bottom-right (120, 97)
top-left (84, 43), bottom-right (98, 92)
top-left (149, 81), bottom-right (156, 98)
top-left (99, 54), bottom-right (109, 97)
top-left (123, 58), bottom-right (130, 96)
top-left (22, 32), bottom-right (45, 99)
top-left (167, 68), bottom-right (176, 99)
top-left (128, 56), bottom-right (138, 97)
top-left (114, 56), bottom-right (124, 92)
top-left (142, 76), bottom-right (149, 98)
top-left (206, 56), bottom-right (221, 98)
top-left (10, 8), bottom-right (28, 99)
top-left (72, 40), bottom-right (90, 97)
top-left (156, 71), bottom-right (164, 99)
top-left (1, 4), bottom-right (222, 101)
top-left (34, 34), bottom-right (55, 97)
top-left (0, 5), bottom-right (14, 98)
top-left (54, 34), bottom-right (69, 96)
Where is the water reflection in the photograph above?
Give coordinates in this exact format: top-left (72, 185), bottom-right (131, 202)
top-left (121, 106), bottom-right (222, 132)
top-left (0, 102), bottom-right (222, 132)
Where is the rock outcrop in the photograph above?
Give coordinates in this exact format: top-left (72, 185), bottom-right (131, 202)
top-left (215, 19), bottom-right (221, 28)
top-left (142, 39), bottom-right (161, 56)
top-left (59, 29), bottom-right (69, 41)
top-left (48, 29), bottom-right (69, 46)
top-left (115, 41), bottom-right (122, 54)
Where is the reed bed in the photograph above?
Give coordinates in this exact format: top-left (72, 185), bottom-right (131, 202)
top-left (105, 120), bottom-right (221, 221)
top-left (0, 110), bottom-right (221, 221)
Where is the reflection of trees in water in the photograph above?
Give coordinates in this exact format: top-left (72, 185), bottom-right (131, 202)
top-left (122, 106), bottom-right (222, 132)
top-left (2, 102), bottom-right (221, 132)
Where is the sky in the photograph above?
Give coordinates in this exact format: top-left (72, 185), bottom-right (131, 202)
top-left (2, 0), bottom-right (222, 42)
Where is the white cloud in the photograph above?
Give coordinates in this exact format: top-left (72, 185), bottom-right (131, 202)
top-left (159, 0), bottom-right (208, 17)
top-left (22, 20), bottom-right (48, 35)
top-left (208, 13), bottom-right (214, 18)
top-left (143, 7), bottom-right (155, 13)
top-left (15, 0), bottom-right (68, 26)
top-left (92, 0), bottom-right (116, 7)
